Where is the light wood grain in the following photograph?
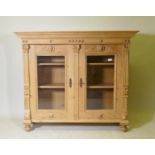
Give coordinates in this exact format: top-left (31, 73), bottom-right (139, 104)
top-left (87, 85), bottom-right (114, 89)
top-left (17, 31), bottom-right (138, 132)
top-left (38, 84), bottom-right (65, 89)
top-left (88, 63), bottom-right (114, 66)
top-left (38, 63), bottom-right (64, 66)
top-left (16, 31), bottom-right (138, 39)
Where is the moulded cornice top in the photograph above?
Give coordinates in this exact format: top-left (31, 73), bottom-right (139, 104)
top-left (15, 31), bottom-right (139, 39)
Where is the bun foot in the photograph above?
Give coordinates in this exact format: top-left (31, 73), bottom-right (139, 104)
top-left (120, 124), bottom-right (129, 132)
top-left (24, 123), bottom-right (33, 131)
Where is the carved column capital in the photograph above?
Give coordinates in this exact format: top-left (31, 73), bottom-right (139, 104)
top-left (73, 44), bottom-right (81, 53)
top-left (124, 40), bottom-right (130, 48)
top-left (23, 44), bottom-right (30, 53)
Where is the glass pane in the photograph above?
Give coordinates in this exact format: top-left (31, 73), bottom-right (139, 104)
top-left (87, 56), bottom-right (114, 63)
top-left (87, 65), bottom-right (114, 86)
top-left (38, 56), bottom-right (64, 63)
top-left (37, 56), bottom-right (65, 110)
top-left (38, 89), bottom-right (64, 109)
top-left (87, 55), bottom-right (114, 110)
top-left (37, 56), bottom-right (65, 86)
top-left (87, 89), bottom-right (113, 109)
top-left (38, 65), bottom-right (64, 85)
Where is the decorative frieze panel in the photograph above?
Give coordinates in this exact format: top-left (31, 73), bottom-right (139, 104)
top-left (69, 39), bottom-right (85, 43)
top-left (21, 38), bottom-right (128, 45)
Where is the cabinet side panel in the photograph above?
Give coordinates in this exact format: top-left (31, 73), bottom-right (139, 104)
top-left (121, 42), bottom-right (129, 123)
top-left (23, 44), bottom-right (32, 125)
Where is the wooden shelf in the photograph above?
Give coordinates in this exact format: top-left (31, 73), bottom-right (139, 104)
top-left (38, 84), bottom-right (65, 89)
top-left (87, 62), bottom-right (114, 66)
top-left (87, 85), bottom-right (114, 89)
top-left (38, 63), bottom-right (64, 66)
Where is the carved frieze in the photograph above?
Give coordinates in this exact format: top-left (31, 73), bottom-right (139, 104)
top-left (69, 39), bottom-right (84, 43)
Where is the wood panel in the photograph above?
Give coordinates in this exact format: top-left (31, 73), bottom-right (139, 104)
top-left (16, 31), bottom-right (138, 39)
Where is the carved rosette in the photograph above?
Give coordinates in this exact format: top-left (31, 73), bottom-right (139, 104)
top-left (48, 45), bottom-right (55, 52)
top-left (96, 45), bottom-right (105, 51)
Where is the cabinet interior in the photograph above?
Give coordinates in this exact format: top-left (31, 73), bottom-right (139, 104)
top-left (37, 56), bottom-right (65, 109)
top-left (87, 55), bottom-right (114, 110)
top-left (37, 55), bottom-right (115, 111)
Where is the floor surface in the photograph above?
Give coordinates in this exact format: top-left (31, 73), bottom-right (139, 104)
top-left (0, 115), bottom-right (155, 139)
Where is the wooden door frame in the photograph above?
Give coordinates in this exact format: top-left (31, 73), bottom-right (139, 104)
top-left (29, 45), bottom-right (75, 122)
top-left (78, 45), bottom-right (124, 121)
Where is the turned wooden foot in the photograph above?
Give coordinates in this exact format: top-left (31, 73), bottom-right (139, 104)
top-left (120, 124), bottom-right (129, 132)
top-left (24, 123), bottom-right (33, 131)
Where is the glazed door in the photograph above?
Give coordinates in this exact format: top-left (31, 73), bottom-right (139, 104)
top-left (29, 45), bottom-right (74, 121)
top-left (79, 45), bottom-right (124, 121)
